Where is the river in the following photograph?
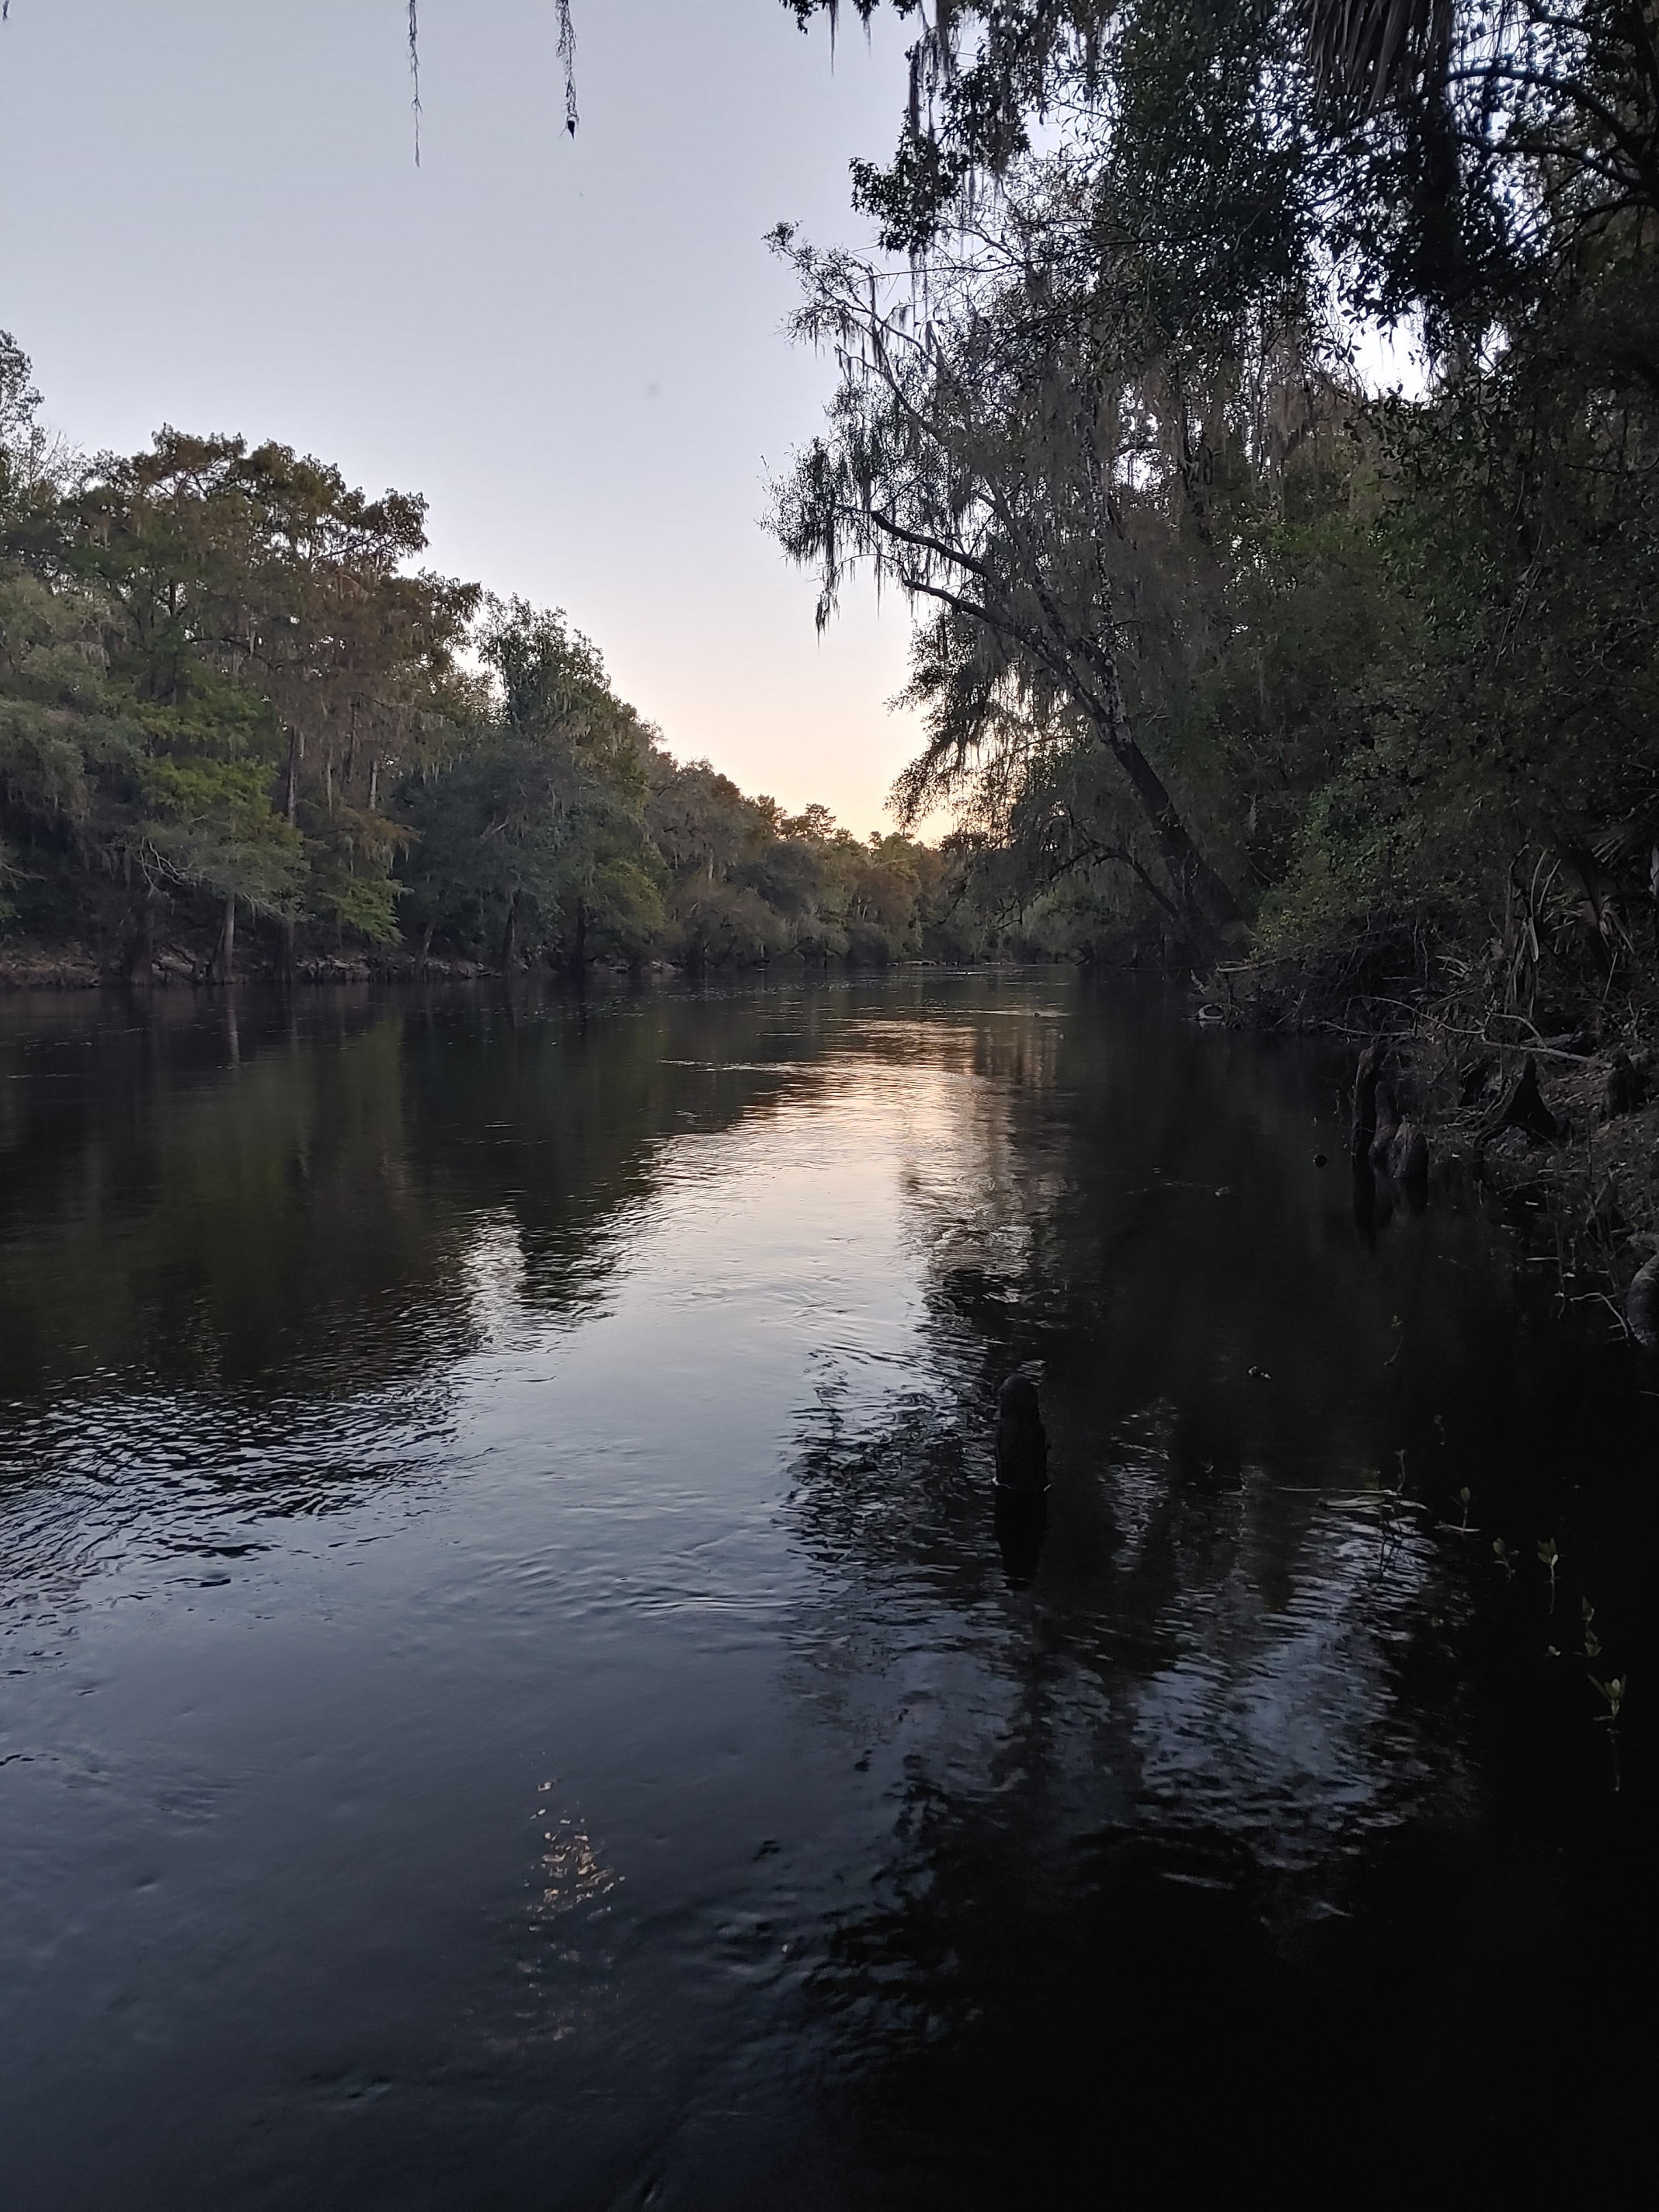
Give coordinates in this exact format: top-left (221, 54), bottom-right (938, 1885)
top-left (0, 973), bottom-right (1651, 2204)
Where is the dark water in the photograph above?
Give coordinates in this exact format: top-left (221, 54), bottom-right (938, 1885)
top-left (1, 974), bottom-right (1653, 2205)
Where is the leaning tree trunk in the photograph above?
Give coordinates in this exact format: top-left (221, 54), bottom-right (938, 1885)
top-left (568, 897), bottom-right (588, 979)
top-left (1081, 658), bottom-right (1241, 956)
top-left (499, 889), bottom-right (520, 974)
top-left (208, 893), bottom-right (236, 985)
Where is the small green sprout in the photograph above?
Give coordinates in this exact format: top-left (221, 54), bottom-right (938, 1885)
top-left (1591, 1676), bottom-right (1626, 1725)
top-left (1582, 1600), bottom-right (1601, 1660)
top-left (1493, 1537), bottom-right (1515, 1580)
top-left (1537, 1538), bottom-right (1560, 1611)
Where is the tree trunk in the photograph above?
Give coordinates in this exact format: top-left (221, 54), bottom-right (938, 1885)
top-left (499, 889), bottom-right (520, 973)
top-left (209, 893), bottom-right (235, 985)
top-left (286, 726), bottom-right (301, 826)
top-left (1081, 662), bottom-right (1240, 953)
top-left (568, 898), bottom-right (588, 979)
top-left (277, 916), bottom-right (297, 984)
top-left (123, 883), bottom-right (158, 983)
top-left (999, 557), bottom-right (1240, 954)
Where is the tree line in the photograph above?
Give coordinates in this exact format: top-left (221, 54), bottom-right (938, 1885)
top-left (0, 346), bottom-right (1009, 980)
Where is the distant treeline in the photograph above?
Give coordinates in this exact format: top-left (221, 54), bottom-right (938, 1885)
top-left (0, 350), bottom-right (1056, 982)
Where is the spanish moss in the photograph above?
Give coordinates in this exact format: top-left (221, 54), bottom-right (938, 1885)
top-left (408, 0), bottom-right (423, 166)
top-left (405, 2), bottom-right (579, 157)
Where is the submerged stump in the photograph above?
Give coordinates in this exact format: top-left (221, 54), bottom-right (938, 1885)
top-left (994, 1372), bottom-right (1049, 1494)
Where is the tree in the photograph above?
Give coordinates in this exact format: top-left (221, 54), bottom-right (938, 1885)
top-left (399, 600), bottom-right (663, 971)
top-left (767, 110), bottom-right (1305, 955)
top-left (645, 759), bottom-right (795, 966)
top-left (0, 558), bottom-right (143, 944)
top-left (53, 430), bottom-right (477, 972)
top-left (0, 358), bottom-right (485, 976)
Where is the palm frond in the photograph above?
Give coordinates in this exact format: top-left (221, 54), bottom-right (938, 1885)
top-left (1303, 0), bottom-right (1443, 111)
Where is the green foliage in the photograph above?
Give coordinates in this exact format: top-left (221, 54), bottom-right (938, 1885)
top-left (138, 756), bottom-right (305, 914)
top-left (0, 356), bottom-right (485, 968)
top-left (398, 599), bottom-right (665, 966)
top-left (1259, 252), bottom-right (1659, 968)
top-left (315, 870), bottom-right (405, 945)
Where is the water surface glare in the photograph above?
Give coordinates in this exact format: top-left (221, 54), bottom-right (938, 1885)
top-left (1, 973), bottom-right (1652, 2203)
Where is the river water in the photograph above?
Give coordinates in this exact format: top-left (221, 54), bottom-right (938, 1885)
top-left (0, 973), bottom-right (1652, 2205)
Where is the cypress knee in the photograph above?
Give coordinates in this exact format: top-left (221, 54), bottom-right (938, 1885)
top-left (994, 1374), bottom-right (1049, 1494)
top-left (1351, 1044), bottom-right (1384, 1170)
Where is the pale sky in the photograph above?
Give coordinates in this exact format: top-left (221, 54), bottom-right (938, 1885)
top-left (0, 1), bottom-right (937, 836)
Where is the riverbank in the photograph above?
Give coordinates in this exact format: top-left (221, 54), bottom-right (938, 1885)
top-left (0, 938), bottom-right (979, 993)
top-left (1199, 948), bottom-right (1659, 1341)
top-left (0, 940), bottom-right (525, 990)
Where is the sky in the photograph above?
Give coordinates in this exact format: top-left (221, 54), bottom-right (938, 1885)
top-left (0, 0), bottom-right (935, 836)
